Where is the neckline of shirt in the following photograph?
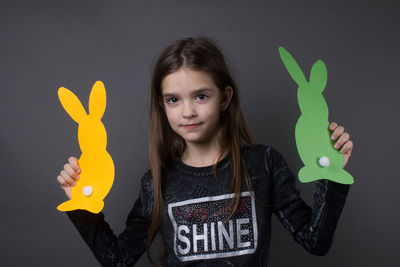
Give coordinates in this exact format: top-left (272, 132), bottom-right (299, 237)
top-left (174, 152), bottom-right (231, 176)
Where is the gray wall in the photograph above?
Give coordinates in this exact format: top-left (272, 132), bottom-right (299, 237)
top-left (1, 0), bottom-right (398, 266)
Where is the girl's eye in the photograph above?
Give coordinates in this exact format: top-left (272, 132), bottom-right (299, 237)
top-left (166, 97), bottom-right (177, 104)
top-left (197, 94), bottom-right (208, 101)
top-left (166, 94), bottom-right (208, 105)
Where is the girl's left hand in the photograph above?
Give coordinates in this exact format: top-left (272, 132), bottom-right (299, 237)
top-left (329, 122), bottom-right (353, 168)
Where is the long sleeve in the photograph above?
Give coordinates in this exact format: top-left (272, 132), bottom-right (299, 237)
top-left (66, 170), bottom-right (154, 266)
top-left (266, 146), bottom-right (350, 256)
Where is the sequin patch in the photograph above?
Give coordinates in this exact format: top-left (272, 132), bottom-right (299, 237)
top-left (168, 191), bottom-right (258, 262)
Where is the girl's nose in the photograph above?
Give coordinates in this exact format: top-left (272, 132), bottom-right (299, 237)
top-left (182, 101), bottom-right (197, 118)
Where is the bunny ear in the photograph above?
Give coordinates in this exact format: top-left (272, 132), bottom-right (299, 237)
top-left (58, 87), bottom-right (88, 124)
top-left (278, 46), bottom-right (307, 86)
top-left (309, 59), bottom-right (327, 92)
top-left (88, 81), bottom-right (106, 120)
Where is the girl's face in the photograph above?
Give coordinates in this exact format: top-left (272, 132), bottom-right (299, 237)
top-left (161, 68), bottom-right (229, 145)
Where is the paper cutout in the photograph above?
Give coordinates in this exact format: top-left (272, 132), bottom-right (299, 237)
top-left (57, 81), bottom-right (115, 213)
top-left (278, 47), bottom-right (354, 184)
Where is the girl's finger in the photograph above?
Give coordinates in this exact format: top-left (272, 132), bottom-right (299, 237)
top-left (64, 163), bottom-right (80, 181)
top-left (57, 175), bottom-right (70, 187)
top-left (68, 156), bottom-right (81, 174)
top-left (60, 170), bottom-right (76, 186)
top-left (331, 125), bottom-right (344, 141)
top-left (340, 140), bottom-right (353, 155)
top-left (329, 122), bottom-right (338, 131)
top-left (334, 132), bottom-right (350, 149)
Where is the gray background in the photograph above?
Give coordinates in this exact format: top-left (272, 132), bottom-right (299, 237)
top-left (1, 0), bottom-right (399, 266)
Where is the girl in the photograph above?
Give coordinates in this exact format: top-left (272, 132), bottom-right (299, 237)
top-left (57, 37), bottom-right (353, 267)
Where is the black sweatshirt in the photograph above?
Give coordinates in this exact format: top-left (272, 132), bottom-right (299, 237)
top-left (66, 144), bottom-right (350, 266)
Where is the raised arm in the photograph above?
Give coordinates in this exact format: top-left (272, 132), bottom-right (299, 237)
top-left (266, 146), bottom-right (350, 256)
top-left (66, 170), bottom-right (154, 266)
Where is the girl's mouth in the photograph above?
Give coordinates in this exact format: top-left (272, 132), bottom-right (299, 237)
top-left (182, 123), bottom-right (202, 130)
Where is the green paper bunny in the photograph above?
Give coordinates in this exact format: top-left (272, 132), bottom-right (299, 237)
top-left (278, 47), bottom-right (354, 184)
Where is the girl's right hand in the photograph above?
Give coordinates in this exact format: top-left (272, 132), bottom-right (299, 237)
top-left (57, 156), bottom-right (81, 199)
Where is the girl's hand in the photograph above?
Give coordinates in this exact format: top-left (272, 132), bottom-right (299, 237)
top-left (329, 122), bottom-right (353, 168)
top-left (56, 156), bottom-right (81, 199)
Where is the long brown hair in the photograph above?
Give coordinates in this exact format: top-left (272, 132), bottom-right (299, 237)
top-left (147, 36), bottom-right (257, 265)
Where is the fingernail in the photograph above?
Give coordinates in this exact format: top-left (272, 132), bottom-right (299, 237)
top-left (331, 135), bottom-right (335, 140)
top-left (76, 175), bottom-right (80, 180)
top-left (334, 144), bottom-right (338, 148)
top-left (77, 169), bottom-right (81, 174)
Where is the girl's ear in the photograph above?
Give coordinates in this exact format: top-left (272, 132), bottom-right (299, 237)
top-left (89, 81), bottom-right (106, 120)
top-left (58, 87), bottom-right (88, 124)
top-left (221, 86), bottom-right (233, 111)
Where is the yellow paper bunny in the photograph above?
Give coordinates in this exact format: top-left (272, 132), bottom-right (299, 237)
top-left (56, 81), bottom-right (115, 213)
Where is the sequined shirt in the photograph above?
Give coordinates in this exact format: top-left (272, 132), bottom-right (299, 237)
top-left (67, 144), bottom-right (350, 266)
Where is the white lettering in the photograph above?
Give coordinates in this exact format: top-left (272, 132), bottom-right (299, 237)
top-left (218, 220), bottom-right (234, 250)
top-left (177, 225), bottom-right (190, 255)
top-left (210, 222), bottom-right (216, 251)
top-left (236, 218), bottom-right (251, 248)
top-left (193, 223), bottom-right (208, 252)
